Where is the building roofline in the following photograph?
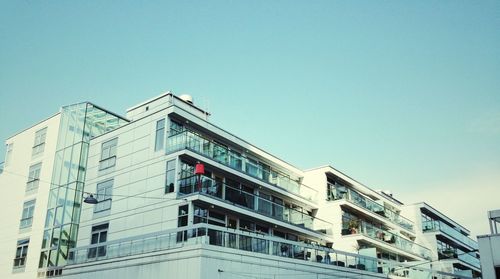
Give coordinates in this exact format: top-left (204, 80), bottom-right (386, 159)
top-left (5, 111), bottom-right (61, 141)
top-left (412, 202), bottom-right (471, 234)
top-left (6, 101), bottom-right (128, 143)
top-left (62, 101), bottom-right (129, 122)
top-left (126, 92), bottom-right (211, 117)
top-left (305, 165), bottom-right (404, 205)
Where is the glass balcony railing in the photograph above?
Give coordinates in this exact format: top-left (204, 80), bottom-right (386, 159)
top-left (167, 130), bottom-right (317, 202)
top-left (330, 187), bottom-right (414, 232)
top-left (422, 220), bottom-right (478, 250)
top-left (67, 223), bottom-right (459, 279)
top-left (341, 218), bottom-right (431, 260)
top-left (178, 173), bottom-right (331, 234)
top-left (437, 248), bottom-right (481, 269)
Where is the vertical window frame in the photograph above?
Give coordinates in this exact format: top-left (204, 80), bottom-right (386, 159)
top-left (26, 163), bottom-right (42, 192)
top-left (94, 180), bottom-right (113, 213)
top-left (99, 138), bottom-right (118, 171)
top-left (155, 118), bottom-right (166, 151)
top-left (13, 239), bottom-right (30, 269)
top-left (20, 200), bottom-right (36, 229)
top-left (165, 159), bottom-right (176, 193)
top-left (87, 223), bottom-right (109, 259)
top-left (32, 127), bottom-right (48, 156)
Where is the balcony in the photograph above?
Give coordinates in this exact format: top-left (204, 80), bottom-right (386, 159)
top-left (67, 223), bottom-right (458, 279)
top-left (423, 220), bottom-right (478, 250)
top-left (341, 218), bottom-right (431, 260)
top-left (330, 187), bottom-right (414, 232)
top-left (178, 173), bottom-right (331, 234)
top-left (0, 162), bottom-right (3, 174)
top-left (167, 130), bottom-right (317, 202)
top-left (438, 248), bottom-right (481, 270)
top-left (68, 223), bottom-right (379, 270)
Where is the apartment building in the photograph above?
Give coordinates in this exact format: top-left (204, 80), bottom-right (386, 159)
top-left (0, 103), bottom-right (128, 279)
top-left (0, 92), bottom-right (482, 279)
top-left (403, 203), bottom-right (481, 278)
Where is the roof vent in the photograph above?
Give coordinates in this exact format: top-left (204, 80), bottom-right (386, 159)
top-left (179, 94), bottom-right (193, 105)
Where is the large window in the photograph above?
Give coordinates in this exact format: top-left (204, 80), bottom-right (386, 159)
top-left (88, 223), bottom-right (108, 259)
top-left (155, 119), bottom-right (166, 151)
top-left (94, 180), bottom-right (113, 212)
top-left (20, 200), bottom-right (36, 229)
top-left (99, 138), bottom-right (117, 170)
top-left (32, 127), bottom-right (47, 156)
top-left (170, 119), bottom-right (184, 135)
top-left (13, 239), bottom-right (29, 269)
top-left (165, 159), bottom-right (176, 193)
top-left (26, 163), bottom-right (42, 192)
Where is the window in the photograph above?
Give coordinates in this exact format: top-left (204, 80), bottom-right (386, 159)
top-left (32, 128), bottom-right (47, 156)
top-left (5, 143), bottom-right (13, 166)
top-left (94, 180), bottom-right (113, 212)
top-left (165, 159), bottom-right (176, 193)
top-left (26, 163), bottom-right (42, 192)
top-left (88, 223), bottom-right (108, 259)
top-left (155, 119), bottom-right (165, 151)
top-left (99, 138), bottom-right (117, 170)
top-left (20, 200), bottom-right (36, 229)
top-left (170, 119), bottom-right (184, 135)
top-left (178, 205), bottom-right (188, 227)
top-left (13, 239), bottom-right (29, 268)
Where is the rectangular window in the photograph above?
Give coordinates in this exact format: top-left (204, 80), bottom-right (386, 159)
top-left (5, 143), bottom-right (13, 166)
top-left (170, 119), bottom-right (184, 135)
top-left (26, 163), bottom-right (42, 192)
top-left (32, 127), bottom-right (47, 156)
top-left (165, 159), bottom-right (176, 193)
top-left (99, 138), bottom-right (117, 170)
top-left (94, 180), bottom-right (113, 212)
top-left (20, 200), bottom-right (36, 229)
top-left (155, 119), bottom-right (165, 151)
top-left (88, 223), bottom-right (108, 259)
top-left (13, 239), bottom-right (29, 268)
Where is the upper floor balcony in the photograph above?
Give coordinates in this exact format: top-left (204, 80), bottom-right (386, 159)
top-left (423, 220), bottom-right (478, 250)
top-left (167, 130), bottom-right (317, 202)
top-left (178, 172), bottom-right (332, 235)
top-left (329, 186), bottom-right (414, 232)
top-left (437, 247), bottom-right (481, 270)
top-left (341, 217), bottom-right (431, 260)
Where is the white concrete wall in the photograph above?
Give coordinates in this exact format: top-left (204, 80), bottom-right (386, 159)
top-left (80, 107), bottom-right (181, 247)
top-left (60, 245), bottom-right (386, 279)
top-left (478, 234), bottom-right (500, 279)
top-left (0, 114), bottom-right (61, 279)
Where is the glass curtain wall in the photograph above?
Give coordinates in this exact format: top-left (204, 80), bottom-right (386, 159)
top-left (38, 103), bottom-right (128, 270)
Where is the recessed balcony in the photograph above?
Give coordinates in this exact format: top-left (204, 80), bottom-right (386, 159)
top-left (423, 220), bottom-right (478, 250)
top-left (167, 130), bottom-right (317, 202)
top-left (437, 247), bottom-right (481, 270)
top-left (329, 187), bottom-right (414, 232)
top-left (178, 173), bottom-right (331, 235)
top-left (341, 218), bottom-right (431, 260)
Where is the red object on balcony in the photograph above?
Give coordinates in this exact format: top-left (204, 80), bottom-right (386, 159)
top-left (195, 162), bottom-right (205, 175)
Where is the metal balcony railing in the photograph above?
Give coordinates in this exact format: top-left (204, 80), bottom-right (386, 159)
top-left (423, 220), bottom-right (478, 250)
top-left (330, 187), bottom-right (414, 232)
top-left (342, 217), bottom-right (431, 260)
top-left (178, 173), bottom-right (331, 234)
top-left (167, 130), bottom-right (317, 202)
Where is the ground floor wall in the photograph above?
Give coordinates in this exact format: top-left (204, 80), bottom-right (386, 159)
top-left (60, 244), bottom-right (387, 279)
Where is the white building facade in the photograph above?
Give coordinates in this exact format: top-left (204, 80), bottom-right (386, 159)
top-left (477, 209), bottom-right (500, 279)
top-left (0, 93), bottom-right (482, 279)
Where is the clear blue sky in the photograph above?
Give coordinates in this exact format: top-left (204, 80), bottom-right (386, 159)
top-left (1, 1), bottom-right (499, 236)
